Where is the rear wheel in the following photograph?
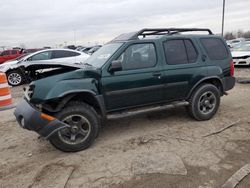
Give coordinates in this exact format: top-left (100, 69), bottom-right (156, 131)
top-left (187, 84), bottom-right (220, 121)
top-left (49, 101), bottom-right (100, 152)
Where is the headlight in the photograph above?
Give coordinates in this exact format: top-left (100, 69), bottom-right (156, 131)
top-left (0, 65), bottom-right (5, 70)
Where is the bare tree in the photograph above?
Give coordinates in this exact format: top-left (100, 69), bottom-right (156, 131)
top-left (224, 32), bottom-right (235, 40)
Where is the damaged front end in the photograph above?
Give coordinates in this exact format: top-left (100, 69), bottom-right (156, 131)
top-left (14, 98), bottom-right (69, 139)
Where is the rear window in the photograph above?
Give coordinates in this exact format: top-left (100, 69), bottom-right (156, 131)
top-left (200, 38), bottom-right (228, 60)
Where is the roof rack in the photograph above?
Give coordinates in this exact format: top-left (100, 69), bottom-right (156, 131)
top-left (110, 28), bottom-right (213, 42)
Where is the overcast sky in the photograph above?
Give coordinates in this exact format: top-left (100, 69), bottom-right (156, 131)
top-left (1, 0), bottom-right (250, 48)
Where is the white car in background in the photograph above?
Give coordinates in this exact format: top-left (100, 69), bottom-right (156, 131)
top-left (0, 49), bottom-right (89, 86)
top-left (231, 42), bottom-right (250, 66)
top-left (227, 38), bottom-right (245, 49)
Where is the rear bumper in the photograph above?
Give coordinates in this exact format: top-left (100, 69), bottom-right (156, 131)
top-left (14, 99), bottom-right (69, 139)
top-left (222, 76), bottom-right (235, 92)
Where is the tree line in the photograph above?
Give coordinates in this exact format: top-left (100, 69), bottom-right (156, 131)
top-left (224, 30), bottom-right (250, 40)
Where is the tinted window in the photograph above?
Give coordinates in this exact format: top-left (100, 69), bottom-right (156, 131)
top-left (200, 38), bottom-right (228, 60)
top-left (52, 50), bottom-right (80, 59)
top-left (118, 43), bottom-right (157, 70)
top-left (30, 51), bottom-right (52, 61)
top-left (164, 40), bottom-right (188, 65)
top-left (11, 50), bottom-right (18, 55)
top-left (1, 51), bottom-right (10, 56)
top-left (184, 40), bottom-right (198, 63)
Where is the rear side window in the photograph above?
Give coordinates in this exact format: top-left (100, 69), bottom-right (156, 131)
top-left (164, 39), bottom-right (198, 65)
top-left (52, 50), bottom-right (80, 59)
top-left (200, 38), bottom-right (228, 60)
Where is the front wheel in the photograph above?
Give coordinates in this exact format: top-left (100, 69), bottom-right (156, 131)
top-left (187, 84), bottom-right (220, 121)
top-left (49, 101), bottom-right (100, 152)
top-left (7, 70), bottom-right (24, 86)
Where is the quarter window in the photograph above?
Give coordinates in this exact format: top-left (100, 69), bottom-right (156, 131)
top-left (200, 38), bottom-right (228, 60)
top-left (52, 50), bottom-right (80, 59)
top-left (30, 51), bottom-right (52, 61)
top-left (117, 43), bottom-right (157, 70)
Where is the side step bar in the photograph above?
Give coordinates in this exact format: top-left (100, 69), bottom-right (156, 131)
top-left (107, 101), bottom-right (189, 120)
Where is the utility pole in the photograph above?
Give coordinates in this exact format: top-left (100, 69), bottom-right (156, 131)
top-left (221, 0), bottom-right (226, 37)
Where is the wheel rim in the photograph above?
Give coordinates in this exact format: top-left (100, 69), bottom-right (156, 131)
top-left (58, 114), bottom-right (91, 145)
top-left (198, 91), bottom-right (216, 115)
top-left (8, 73), bottom-right (22, 85)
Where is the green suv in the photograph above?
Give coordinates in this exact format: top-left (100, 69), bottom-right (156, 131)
top-left (14, 28), bottom-right (235, 152)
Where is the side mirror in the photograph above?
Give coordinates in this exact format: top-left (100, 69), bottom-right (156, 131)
top-left (109, 60), bottom-right (122, 72)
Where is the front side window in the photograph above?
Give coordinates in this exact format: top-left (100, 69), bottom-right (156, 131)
top-left (117, 43), bottom-right (157, 70)
top-left (200, 38), bottom-right (228, 60)
top-left (30, 51), bottom-right (52, 61)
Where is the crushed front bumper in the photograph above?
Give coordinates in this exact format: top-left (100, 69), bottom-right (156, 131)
top-left (14, 99), bottom-right (69, 139)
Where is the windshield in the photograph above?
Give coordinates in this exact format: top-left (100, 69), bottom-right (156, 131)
top-left (83, 43), bottom-right (123, 68)
top-left (233, 44), bottom-right (250, 51)
top-left (15, 53), bottom-right (29, 60)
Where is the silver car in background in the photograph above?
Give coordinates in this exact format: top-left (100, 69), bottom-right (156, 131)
top-left (0, 49), bottom-right (89, 86)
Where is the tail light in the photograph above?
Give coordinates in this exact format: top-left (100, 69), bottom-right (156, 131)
top-left (230, 60), bottom-right (234, 77)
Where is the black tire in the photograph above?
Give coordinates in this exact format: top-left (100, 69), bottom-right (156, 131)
top-left (49, 101), bottom-right (100, 152)
top-left (6, 70), bottom-right (24, 86)
top-left (187, 84), bottom-right (220, 121)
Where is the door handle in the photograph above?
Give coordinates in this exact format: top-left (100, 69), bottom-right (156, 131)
top-left (152, 72), bottom-right (162, 79)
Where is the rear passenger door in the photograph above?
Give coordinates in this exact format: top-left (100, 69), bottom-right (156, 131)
top-left (161, 38), bottom-right (206, 101)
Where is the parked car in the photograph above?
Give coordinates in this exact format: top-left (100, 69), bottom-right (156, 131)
top-left (0, 49), bottom-right (89, 86)
top-left (0, 49), bottom-right (23, 64)
top-left (231, 42), bottom-right (250, 66)
top-left (87, 45), bottom-right (102, 54)
top-left (23, 48), bottom-right (43, 54)
top-left (227, 38), bottom-right (245, 49)
top-left (14, 28), bottom-right (235, 152)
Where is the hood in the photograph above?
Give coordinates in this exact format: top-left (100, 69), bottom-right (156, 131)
top-left (0, 59), bottom-right (21, 72)
top-left (231, 51), bottom-right (250, 58)
top-left (29, 66), bottom-right (101, 103)
top-left (1, 59), bottom-right (19, 66)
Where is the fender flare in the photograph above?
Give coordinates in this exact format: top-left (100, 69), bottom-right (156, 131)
top-left (187, 76), bottom-right (224, 99)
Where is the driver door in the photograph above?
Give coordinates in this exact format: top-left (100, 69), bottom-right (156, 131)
top-left (101, 43), bottom-right (164, 111)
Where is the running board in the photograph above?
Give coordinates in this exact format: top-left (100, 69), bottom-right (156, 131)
top-left (107, 101), bottom-right (189, 120)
